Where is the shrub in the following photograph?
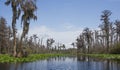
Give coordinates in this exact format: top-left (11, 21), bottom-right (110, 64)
top-left (110, 43), bottom-right (120, 54)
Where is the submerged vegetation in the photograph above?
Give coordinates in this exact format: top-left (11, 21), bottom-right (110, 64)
top-left (0, 54), bottom-right (66, 63)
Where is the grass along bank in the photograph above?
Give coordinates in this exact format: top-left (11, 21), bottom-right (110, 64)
top-left (79, 54), bottom-right (120, 60)
top-left (0, 54), bottom-right (68, 63)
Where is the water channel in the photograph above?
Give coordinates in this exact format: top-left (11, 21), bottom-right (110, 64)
top-left (0, 56), bottom-right (120, 70)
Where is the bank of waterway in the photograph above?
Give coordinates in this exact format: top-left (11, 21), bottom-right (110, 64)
top-left (0, 53), bottom-right (120, 63)
top-left (0, 54), bottom-right (67, 63)
top-left (79, 54), bottom-right (120, 60)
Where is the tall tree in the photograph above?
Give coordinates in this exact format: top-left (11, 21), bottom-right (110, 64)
top-left (32, 34), bottom-right (38, 46)
top-left (100, 10), bottom-right (112, 52)
top-left (46, 38), bottom-right (55, 49)
top-left (32, 34), bottom-right (38, 53)
top-left (7, 26), bottom-right (12, 53)
top-left (18, 0), bottom-right (37, 57)
top-left (76, 34), bottom-right (85, 53)
top-left (71, 42), bottom-right (75, 48)
top-left (114, 20), bottom-right (120, 43)
top-left (5, 0), bottom-right (37, 57)
top-left (83, 27), bottom-right (92, 53)
top-left (5, 0), bottom-right (21, 57)
top-left (109, 23), bottom-right (114, 47)
top-left (0, 17), bottom-right (8, 54)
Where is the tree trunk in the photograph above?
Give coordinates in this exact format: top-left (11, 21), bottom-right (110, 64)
top-left (106, 36), bottom-right (109, 53)
top-left (12, 24), bottom-right (17, 56)
top-left (13, 30), bottom-right (17, 57)
top-left (12, 7), bottom-right (17, 57)
top-left (17, 34), bottom-right (24, 58)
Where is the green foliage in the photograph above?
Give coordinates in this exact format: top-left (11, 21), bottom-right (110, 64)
top-left (0, 54), bottom-right (66, 63)
top-left (80, 54), bottom-right (120, 60)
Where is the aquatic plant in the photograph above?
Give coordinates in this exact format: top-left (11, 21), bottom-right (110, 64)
top-left (80, 54), bottom-right (120, 60)
top-left (0, 54), bottom-right (66, 63)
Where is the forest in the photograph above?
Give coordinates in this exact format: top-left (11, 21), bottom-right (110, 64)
top-left (75, 10), bottom-right (120, 54)
top-left (0, 0), bottom-right (120, 59)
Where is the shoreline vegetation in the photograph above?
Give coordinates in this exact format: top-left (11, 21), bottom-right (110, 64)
top-left (1, 53), bottom-right (120, 63)
top-left (79, 53), bottom-right (120, 60)
top-left (0, 54), bottom-right (68, 63)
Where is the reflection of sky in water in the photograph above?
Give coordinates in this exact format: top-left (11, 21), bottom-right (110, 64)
top-left (0, 56), bottom-right (120, 70)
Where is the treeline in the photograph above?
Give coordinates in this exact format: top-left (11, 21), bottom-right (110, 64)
top-left (0, 17), bottom-right (66, 52)
top-left (0, 17), bottom-right (66, 55)
top-left (75, 10), bottom-right (120, 54)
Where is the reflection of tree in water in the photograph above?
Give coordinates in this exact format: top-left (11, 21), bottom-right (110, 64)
top-left (105, 60), bottom-right (110, 70)
top-left (77, 56), bottom-right (84, 70)
top-left (77, 55), bottom-right (86, 61)
top-left (1, 57), bottom-right (120, 70)
top-left (104, 59), bottom-right (120, 70)
top-left (47, 56), bottom-right (66, 62)
top-left (14, 63), bottom-right (20, 70)
top-left (0, 63), bottom-right (10, 70)
top-left (76, 55), bottom-right (120, 70)
top-left (72, 56), bottom-right (77, 61)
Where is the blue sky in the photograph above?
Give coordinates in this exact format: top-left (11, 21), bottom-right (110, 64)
top-left (0, 0), bottom-right (120, 48)
top-left (37, 0), bottom-right (120, 30)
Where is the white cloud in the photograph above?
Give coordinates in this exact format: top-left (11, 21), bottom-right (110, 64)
top-left (63, 22), bottom-right (75, 30)
top-left (27, 25), bottom-right (82, 48)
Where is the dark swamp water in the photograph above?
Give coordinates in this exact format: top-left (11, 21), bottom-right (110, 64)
top-left (0, 56), bottom-right (120, 70)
